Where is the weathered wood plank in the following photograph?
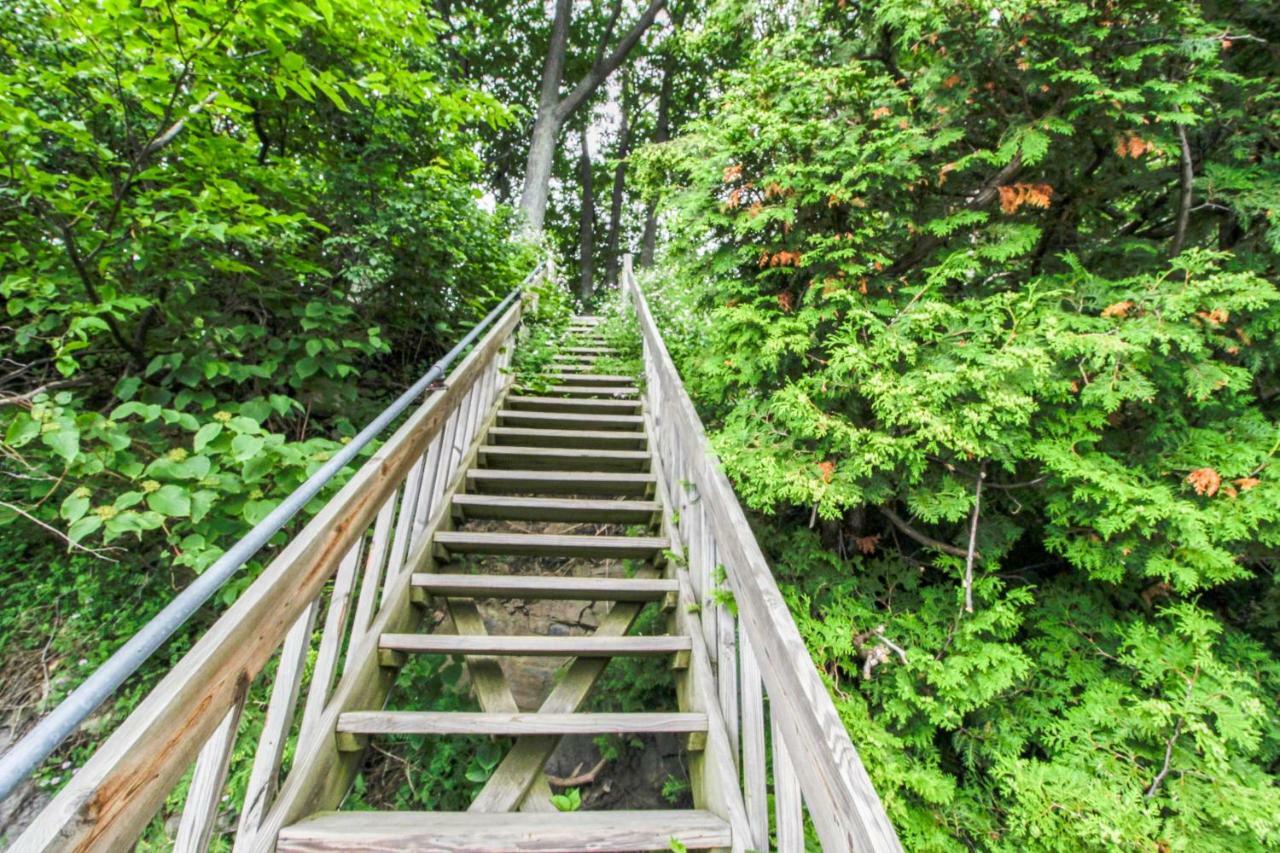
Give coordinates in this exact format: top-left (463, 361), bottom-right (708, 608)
top-left (496, 410), bottom-right (643, 430)
top-left (173, 688), bottom-right (245, 852)
top-left (485, 426), bottom-right (646, 449)
top-left (505, 395), bottom-right (640, 415)
top-left (477, 445), bottom-right (650, 471)
top-left (740, 633), bottom-right (769, 852)
top-left (450, 494), bottom-right (659, 524)
top-left (465, 469), bottom-right (656, 496)
top-left (336, 711), bottom-right (707, 736)
top-left (277, 809), bottom-right (732, 852)
top-left (413, 573), bottom-right (676, 601)
top-left (773, 712), bottom-right (804, 853)
top-left (535, 373), bottom-right (635, 385)
top-left (434, 530), bottom-right (667, 560)
top-left (378, 634), bottom-right (689, 657)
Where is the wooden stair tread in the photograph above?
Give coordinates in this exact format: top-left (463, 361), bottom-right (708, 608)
top-left (434, 530), bottom-right (667, 559)
top-left (537, 373), bottom-right (635, 384)
top-left (277, 810), bottom-right (731, 852)
top-left (478, 445), bottom-right (650, 471)
top-left (450, 494), bottom-right (658, 523)
top-left (563, 347), bottom-right (619, 355)
top-left (412, 572), bottom-right (675, 600)
top-left (496, 410), bottom-right (644, 431)
top-left (506, 395), bottom-right (641, 414)
top-left (379, 634), bottom-right (690, 657)
top-left (336, 711), bottom-right (706, 736)
top-left (466, 469), bottom-right (655, 495)
top-left (523, 384), bottom-right (638, 397)
top-left (485, 426), bottom-right (646, 449)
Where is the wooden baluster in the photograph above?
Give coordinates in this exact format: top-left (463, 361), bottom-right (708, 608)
top-left (234, 601), bottom-right (319, 851)
top-left (438, 389), bottom-right (468, 490)
top-left (701, 518), bottom-right (718, 664)
top-left (383, 451), bottom-right (429, 581)
top-left (295, 538), bottom-right (363, 748)
top-left (174, 688), bottom-right (247, 852)
top-left (740, 633), bottom-right (769, 851)
top-left (772, 712), bottom-right (804, 853)
top-left (717, 578), bottom-right (739, 756)
top-left (347, 491), bottom-right (398, 668)
top-left (409, 430), bottom-right (446, 554)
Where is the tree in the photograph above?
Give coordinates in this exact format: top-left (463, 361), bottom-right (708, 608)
top-left (519, 0), bottom-right (668, 230)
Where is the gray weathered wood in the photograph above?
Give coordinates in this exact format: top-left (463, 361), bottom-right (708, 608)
top-left (413, 573), bottom-right (676, 601)
top-left (485, 426), bottom-right (646, 449)
top-left (434, 530), bottom-right (667, 560)
top-left (773, 712), bottom-right (804, 853)
top-left (622, 256), bottom-right (903, 852)
top-left (295, 538), bottom-right (362, 750)
top-left (505, 395), bottom-right (640, 415)
top-left (450, 494), bottom-right (659, 524)
top-left (536, 373), bottom-right (635, 385)
top-left (173, 688), bottom-right (245, 852)
top-left (478, 445), bottom-right (650, 471)
top-left (496, 409), bottom-right (643, 430)
top-left (336, 711), bottom-right (707, 736)
top-left (277, 809), bottom-right (732, 852)
top-left (379, 634), bottom-right (689, 657)
top-left (529, 384), bottom-right (639, 397)
top-left (465, 468), bottom-right (655, 496)
top-left (740, 633), bottom-right (769, 851)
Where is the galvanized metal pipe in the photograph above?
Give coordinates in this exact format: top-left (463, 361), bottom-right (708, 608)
top-left (0, 268), bottom-right (539, 803)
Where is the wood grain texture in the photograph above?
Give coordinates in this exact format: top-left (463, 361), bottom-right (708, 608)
top-left (536, 373), bottom-right (635, 385)
top-left (413, 573), bottom-right (676, 601)
top-left (434, 530), bottom-right (667, 560)
top-left (496, 410), bottom-right (644, 430)
top-left (336, 711), bottom-right (707, 736)
top-left (478, 445), bottom-right (651, 471)
top-left (485, 426), bottom-right (647, 449)
top-left (531, 384), bottom-right (639, 397)
top-left (450, 494), bottom-right (659, 524)
top-left (505, 395), bottom-right (640, 415)
top-left (276, 809), bottom-right (732, 852)
top-left (379, 634), bottom-right (689, 657)
top-left (465, 468), bottom-right (655, 496)
top-left (622, 257), bottom-right (903, 852)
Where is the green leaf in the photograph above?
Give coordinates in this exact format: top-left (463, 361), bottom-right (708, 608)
top-left (67, 515), bottom-right (103, 544)
top-left (60, 492), bottom-right (90, 523)
top-left (231, 433), bottom-right (265, 461)
top-left (42, 425), bottom-right (80, 464)
top-left (194, 422), bottom-right (223, 452)
top-left (147, 484), bottom-right (192, 517)
top-left (5, 413), bottom-right (40, 447)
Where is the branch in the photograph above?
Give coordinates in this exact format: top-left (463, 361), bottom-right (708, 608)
top-left (555, 0), bottom-right (667, 123)
top-left (1171, 123), bottom-right (1193, 256)
top-left (141, 90), bottom-right (219, 158)
top-left (878, 506), bottom-right (974, 559)
top-left (0, 501), bottom-right (119, 562)
top-left (546, 757), bottom-right (608, 788)
top-left (963, 461), bottom-right (987, 614)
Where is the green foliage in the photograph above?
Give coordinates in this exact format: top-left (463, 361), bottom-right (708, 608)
top-left (549, 786), bottom-right (583, 812)
top-left (638, 0), bottom-right (1280, 848)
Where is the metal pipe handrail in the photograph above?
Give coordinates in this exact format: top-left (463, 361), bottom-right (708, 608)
top-left (0, 265), bottom-right (542, 804)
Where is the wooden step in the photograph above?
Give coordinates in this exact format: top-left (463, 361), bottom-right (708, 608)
top-left (379, 634), bottom-right (690, 657)
top-left (278, 810), bottom-right (731, 852)
top-left (337, 711), bottom-right (706, 737)
top-left (523, 384), bottom-right (639, 398)
top-left (506, 395), bottom-right (640, 415)
top-left (486, 426), bottom-right (646, 450)
top-left (496, 410), bottom-right (644, 431)
top-left (478, 445), bottom-right (650, 471)
top-left (434, 531), bottom-right (667, 560)
top-left (451, 494), bottom-right (658, 523)
top-left (412, 572), bottom-right (675, 601)
top-left (538, 373), bottom-right (635, 385)
top-left (564, 346), bottom-right (619, 355)
top-left (466, 469), bottom-right (655, 496)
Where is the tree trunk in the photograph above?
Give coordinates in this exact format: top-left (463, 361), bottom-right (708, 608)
top-left (578, 126), bottom-right (596, 302)
top-left (639, 44), bottom-right (675, 267)
top-left (519, 0), bottom-right (668, 232)
top-left (603, 76), bottom-right (633, 289)
top-left (519, 0), bottom-right (572, 231)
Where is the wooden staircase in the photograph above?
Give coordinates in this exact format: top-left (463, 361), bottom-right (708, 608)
top-left (9, 261), bottom-right (900, 853)
top-left (271, 316), bottom-right (733, 851)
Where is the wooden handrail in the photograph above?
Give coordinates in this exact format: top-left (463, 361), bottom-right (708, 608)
top-left (11, 286), bottom-right (531, 853)
top-left (622, 256), bottom-right (902, 852)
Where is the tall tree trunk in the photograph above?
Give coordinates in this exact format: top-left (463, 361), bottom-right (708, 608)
top-left (639, 43), bottom-right (675, 267)
top-left (518, 0), bottom-right (668, 232)
top-left (519, 0), bottom-right (572, 231)
top-left (578, 126), bottom-right (596, 302)
top-left (603, 76), bottom-right (633, 289)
